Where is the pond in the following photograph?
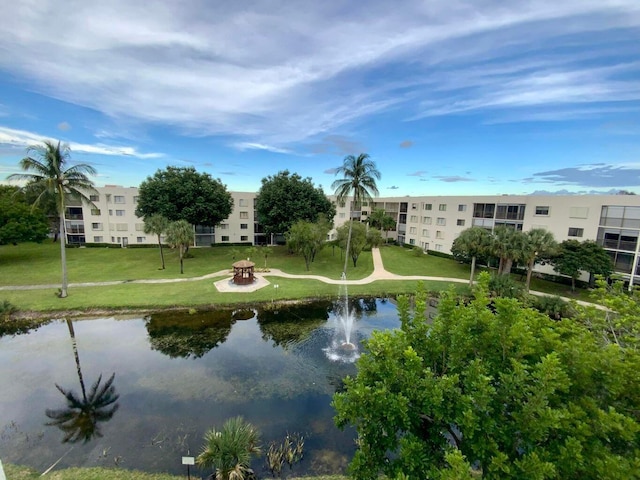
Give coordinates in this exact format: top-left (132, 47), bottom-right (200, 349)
top-left (0, 297), bottom-right (403, 478)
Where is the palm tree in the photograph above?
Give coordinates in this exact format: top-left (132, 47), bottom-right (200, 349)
top-left (166, 219), bottom-right (193, 274)
top-left (492, 226), bottom-right (526, 275)
top-left (143, 214), bottom-right (169, 269)
top-left (45, 319), bottom-right (119, 443)
top-left (522, 228), bottom-right (558, 292)
top-left (196, 416), bottom-right (261, 480)
top-left (451, 227), bottom-right (493, 286)
top-left (8, 141), bottom-right (96, 297)
top-left (332, 153), bottom-right (381, 277)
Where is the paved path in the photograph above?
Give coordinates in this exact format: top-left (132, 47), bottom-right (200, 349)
top-left (0, 248), bottom-right (601, 308)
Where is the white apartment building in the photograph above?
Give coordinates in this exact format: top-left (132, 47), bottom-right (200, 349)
top-left (66, 186), bottom-right (640, 285)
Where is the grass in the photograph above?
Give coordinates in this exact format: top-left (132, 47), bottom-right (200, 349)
top-left (4, 464), bottom-right (349, 480)
top-left (1, 241), bottom-right (595, 312)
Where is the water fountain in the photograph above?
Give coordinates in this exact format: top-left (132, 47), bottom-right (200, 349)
top-left (324, 273), bottom-right (360, 363)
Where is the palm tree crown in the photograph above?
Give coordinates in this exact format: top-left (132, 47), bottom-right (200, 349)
top-left (8, 141), bottom-right (96, 297)
top-left (332, 154), bottom-right (381, 277)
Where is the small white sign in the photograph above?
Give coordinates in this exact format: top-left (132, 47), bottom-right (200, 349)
top-left (182, 456), bottom-right (195, 465)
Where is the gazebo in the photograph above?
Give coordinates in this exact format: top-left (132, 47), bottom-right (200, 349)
top-left (232, 259), bottom-right (255, 285)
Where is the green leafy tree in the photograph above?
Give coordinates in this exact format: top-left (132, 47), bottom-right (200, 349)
top-left (311, 213), bottom-right (332, 262)
top-left (336, 220), bottom-right (368, 267)
top-left (0, 185), bottom-right (49, 245)
top-left (135, 166), bottom-right (233, 227)
top-left (286, 220), bottom-right (316, 271)
top-left (552, 240), bottom-right (612, 291)
top-left (332, 153), bottom-right (381, 277)
top-left (143, 214), bottom-right (169, 269)
top-left (165, 220), bottom-right (193, 274)
top-left (381, 214), bottom-right (397, 242)
top-left (451, 227), bottom-right (493, 286)
top-left (8, 141), bottom-right (97, 298)
top-left (367, 226), bottom-right (383, 248)
top-left (197, 416), bottom-right (261, 480)
top-left (23, 181), bottom-right (60, 241)
top-left (255, 170), bottom-right (336, 240)
top-left (334, 274), bottom-right (640, 479)
top-left (522, 228), bottom-right (557, 292)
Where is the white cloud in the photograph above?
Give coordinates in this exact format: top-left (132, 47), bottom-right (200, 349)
top-left (232, 142), bottom-right (292, 154)
top-left (0, 126), bottom-right (163, 159)
top-left (0, 0), bottom-right (638, 146)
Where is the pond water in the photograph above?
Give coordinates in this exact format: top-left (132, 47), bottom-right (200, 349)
top-left (0, 297), bottom-right (402, 478)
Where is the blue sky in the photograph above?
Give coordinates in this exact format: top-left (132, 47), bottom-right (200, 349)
top-left (0, 0), bottom-right (639, 196)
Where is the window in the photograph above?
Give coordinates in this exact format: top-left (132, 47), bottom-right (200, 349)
top-left (424, 217), bottom-right (432, 225)
top-left (91, 208), bottom-right (101, 216)
top-left (435, 244), bottom-right (443, 251)
top-left (240, 224), bottom-right (248, 230)
top-left (457, 219), bottom-right (465, 226)
top-left (535, 206), bottom-right (550, 216)
top-left (93, 236), bottom-right (103, 242)
top-left (116, 223), bottom-right (128, 231)
top-left (458, 204), bottom-right (467, 212)
top-left (135, 223), bottom-right (145, 231)
top-left (89, 194), bottom-right (99, 202)
top-left (409, 226), bottom-right (417, 234)
top-left (436, 230), bottom-right (444, 239)
top-left (240, 235), bottom-right (248, 241)
top-left (361, 211), bottom-right (368, 216)
top-left (116, 210), bottom-right (125, 216)
top-left (568, 227), bottom-right (584, 237)
top-left (423, 203), bottom-right (432, 211)
top-left (114, 195), bottom-right (125, 204)
top-left (221, 236), bottom-right (230, 242)
top-left (422, 229), bottom-right (430, 237)
top-left (436, 217), bottom-right (446, 226)
top-left (410, 215), bottom-right (418, 223)
top-left (439, 204), bottom-right (447, 211)
top-left (91, 222), bottom-right (102, 230)
top-left (137, 236), bottom-right (146, 243)
top-left (218, 224), bottom-right (228, 230)
top-left (133, 196), bottom-right (139, 204)
top-left (239, 211), bottom-right (249, 219)
top-left (570, 207), bottom-right (589, 219)
top-left (109, 209), bottom-right (113, 216)
top-left (239, 199), bottom-right (248, 207)
top-left (473, 203), bottom-right (495, 218)
top-left (339, 212), bottom-right (345, 218)
top-left (409, 238), bottom-right (415, 245)
top-left (411, 203), bottom-right (417, 210)
top-left (111, 237), bottom-right (115, 242)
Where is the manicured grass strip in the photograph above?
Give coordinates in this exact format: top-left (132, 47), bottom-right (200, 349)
top-left (2, 278), bottom-right (468, 312)
top-left (4, 465), bottom-right (349, 480)
top-left (379, 246), bottom-right (476, 279)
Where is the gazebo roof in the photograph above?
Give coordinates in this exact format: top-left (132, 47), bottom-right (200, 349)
top-left (232, 260), bottom-right (255, 268)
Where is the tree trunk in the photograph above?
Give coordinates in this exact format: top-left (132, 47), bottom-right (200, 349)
top-left (525, 259), bottom-right (534, 292)
top-left (157, 234), bottom-right (165, 269)
top-left (59, 211), bottom-right (68, 298)
top-left (571, 276), bottom-right (576, 292)
top-left (343, 216), bottom-right (354, 278)
top-left (179, 246), bottom-right (184, 274)
top-left (497, 257), bottom-right (504, 275)
top-left (469, 256), bottom-right (476, 287)
top-left (502, 258), bottom-right (513, 276)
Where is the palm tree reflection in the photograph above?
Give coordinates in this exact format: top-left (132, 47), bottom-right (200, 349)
top-left (45, 319), bottom-right (119, 443)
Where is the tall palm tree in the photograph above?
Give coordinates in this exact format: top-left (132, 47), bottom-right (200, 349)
top-left (492, 226), bottom-right (526, 275)
top-left (197, 416), bottom-right (261, 480)
top-left (8, 141), bottom-right (96, 297)
top-left (332, 153), bottom-right (381, 277)
top-left (143, 214), bottom-right (169, 269)
top-left (45, 319), bottom-right (119, 443)
top-left (522, 228), bottom-right (557, 292)
top-left (451, 227), bottom-right (493, 286)
top-left (166, 219), bottom-right (193, 274)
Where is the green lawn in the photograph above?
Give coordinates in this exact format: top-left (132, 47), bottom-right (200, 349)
top-left (4, 464), bottom-right (348, 480)
top-left (1, 241), bottom-right (594, 312)
top-left (0, 241), bottom-right (371, 286)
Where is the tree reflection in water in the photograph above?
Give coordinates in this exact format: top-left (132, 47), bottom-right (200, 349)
top-left (45, 319), bottom-right (119, 443)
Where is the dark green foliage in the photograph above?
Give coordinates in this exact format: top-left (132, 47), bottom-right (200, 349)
top-left (255, 170), bottom-right (336, 236)
top-left (426, 249), bottom-right (455, 259)
top-left (336, 221), bottom-right (368, 267)
top-left (0, 185), bottom-right (49, 245)
top-left (488, 273), bottom-right (525, 299)
top-left (136, 166), bottom-right (233, 227)
top-left (532, 295), bottom-right (575, 320)
top-left (333, 274), bottom-right (640, 479)
top-left (0, 300), bottom-right (17, 320)
top-left (286, 219), bottom-right (331, 271)
top-left (552, 240), bottom-right (613, 291)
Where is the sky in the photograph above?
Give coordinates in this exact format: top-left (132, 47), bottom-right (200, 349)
top-left (0, 0), bottom-right (639, 197)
